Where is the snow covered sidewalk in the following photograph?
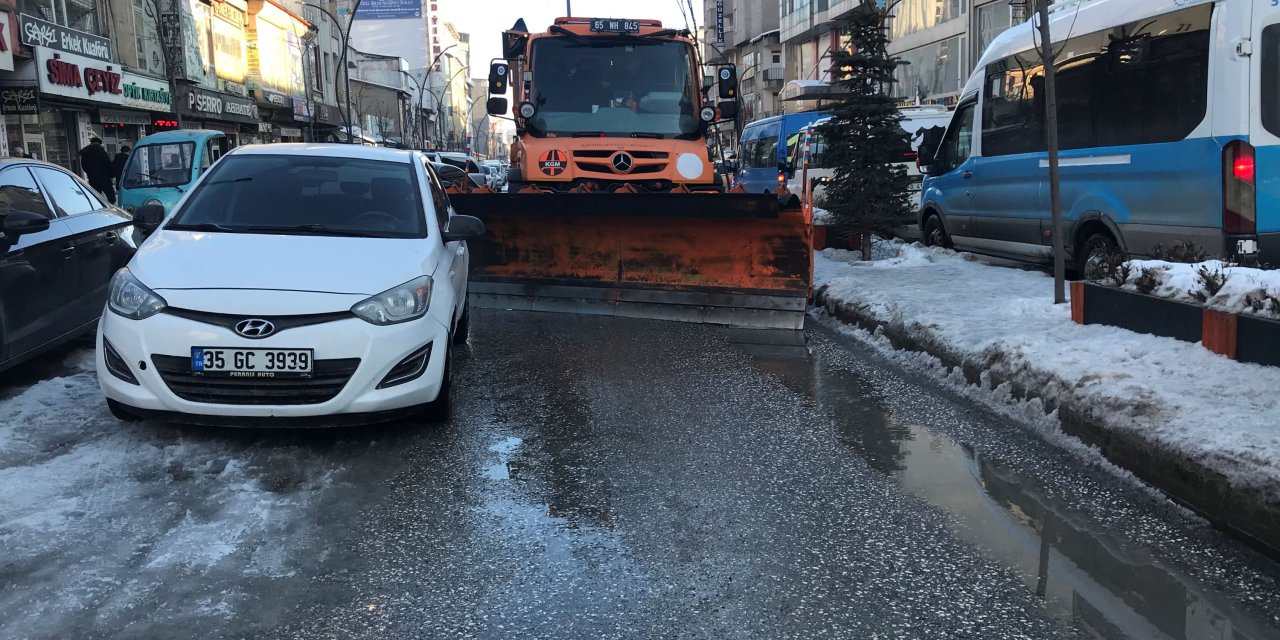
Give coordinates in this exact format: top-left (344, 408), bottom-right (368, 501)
top-left (814, 243), bottom-right (1280, 549)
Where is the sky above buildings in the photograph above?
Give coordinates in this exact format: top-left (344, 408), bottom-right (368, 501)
top-left (451, 0), bottom-right (704, 78)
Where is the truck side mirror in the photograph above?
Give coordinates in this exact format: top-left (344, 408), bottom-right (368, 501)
top-left (717, 100), bottom-right (738, 121)
top-left (487, 97), bottom-right (509, 116)
top-left (489, 62), bottom-right (509, 94)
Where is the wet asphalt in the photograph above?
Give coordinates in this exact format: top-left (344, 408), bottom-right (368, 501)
top-left (3, 309), bottom-right (1280, 639)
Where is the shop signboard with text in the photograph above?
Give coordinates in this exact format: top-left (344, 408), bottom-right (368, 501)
top-left (179, 85), bottom-right (260, 124)
top-left (35, 47), bottom-right (123, 105)
top-left (0, 84), bottom-right (37, 114)
top-left (19, 14), bottom-right (111, 61)
top-left (211, 0), bottom-right (247, 83)
top-left (121, 73), bottom-right (172, 112)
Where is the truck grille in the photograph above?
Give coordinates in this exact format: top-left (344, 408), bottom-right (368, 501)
top-left (151, 355), bottom-right (360, 405)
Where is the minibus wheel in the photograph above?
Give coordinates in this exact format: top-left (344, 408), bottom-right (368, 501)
top-left (923, 214), bottom-right (951, 249)
top-left (1078, 232), bottom-right (1119, 281)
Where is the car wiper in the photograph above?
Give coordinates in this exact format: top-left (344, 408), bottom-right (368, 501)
top-left (241, 224), bottom-right (393, 238)
top-left (127, 172), bottom-right (185, 191)
top-left (202, 177), bottom-right (254, 187)
top-left (165, 222), bottom-right (238, 233)
top-left (630, 132), bottom-right (663, 139)
top-left (572, 131), bottom-right (606, 137)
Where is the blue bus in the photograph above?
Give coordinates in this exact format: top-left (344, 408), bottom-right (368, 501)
top-left (735, 112), bottom-right (828, 194)
top-left (918, 0), bottom-right (1271, 273)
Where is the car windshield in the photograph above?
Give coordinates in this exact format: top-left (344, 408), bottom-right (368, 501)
top-left (122, 142), bottom-right (194, 188)
top-left (530, 37), bottom-right (698, 139)
top-left (168, 154), bottom-right (425, 239)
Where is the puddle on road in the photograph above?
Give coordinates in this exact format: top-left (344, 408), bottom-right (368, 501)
top-left (731, 329), bottom-right (1280, 640)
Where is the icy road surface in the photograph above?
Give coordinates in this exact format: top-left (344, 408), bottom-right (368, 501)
top-left (1, 313), bottom-right (1279, 639)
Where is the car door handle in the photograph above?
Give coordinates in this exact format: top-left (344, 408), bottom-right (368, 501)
top-left (962, 171), bottom-right (974, 179)
top-left (60, 243), bottom-right (76, 258)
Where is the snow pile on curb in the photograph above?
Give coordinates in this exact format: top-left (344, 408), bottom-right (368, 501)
top-left (1109, 259), bottom-right (1280, 316)
top-left (814, 243), bottom-right (1280, 500)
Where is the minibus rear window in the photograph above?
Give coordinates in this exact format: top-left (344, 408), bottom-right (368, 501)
top-left (1263, 25), bottom-right (1280, 138)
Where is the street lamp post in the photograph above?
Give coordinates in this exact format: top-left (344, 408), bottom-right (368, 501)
top-left (437, 65), bottom-right (469, 150)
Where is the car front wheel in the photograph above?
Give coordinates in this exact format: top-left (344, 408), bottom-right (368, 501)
top-left (923, 214), bottom-right (950, 249)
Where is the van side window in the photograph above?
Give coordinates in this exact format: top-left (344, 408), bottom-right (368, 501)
top-left (1263, 25), bottom-right (1280, 137)
top-left (742, 123), bottom-right (780, 168)
top-left (939, 103), bottom-right (975, 172)
top-left (980, 3), bottom-right (1210, 157)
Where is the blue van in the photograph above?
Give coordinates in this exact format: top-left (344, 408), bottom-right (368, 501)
top-left (118, 130), bottom-right (229, 215)
top-left (736, 112), bottom-right (828, 194)
top-left (919, 0), bottom-right (1270, 273)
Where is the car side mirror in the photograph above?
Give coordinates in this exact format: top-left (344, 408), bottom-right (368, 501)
top-left (487, 96), bottom-right (509, 116)
top-left (443, 214), bottom-right (486, 242)
top-left (134, 203), bottom-right (165, 235)
top-left (2, 210), bottom-right (50, 239)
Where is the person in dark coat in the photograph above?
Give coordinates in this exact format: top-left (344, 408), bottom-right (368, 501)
top-left (79, 137), bottom-right (115, 204)
top-left (111, 144), bottom-right (131, 190)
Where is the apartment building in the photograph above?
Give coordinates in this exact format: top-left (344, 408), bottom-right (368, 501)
top-left (704, 0), bottom-right (786, 121)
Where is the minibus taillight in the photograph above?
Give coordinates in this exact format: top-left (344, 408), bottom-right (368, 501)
top-left (1223, 140), bottom-right (1257, 235)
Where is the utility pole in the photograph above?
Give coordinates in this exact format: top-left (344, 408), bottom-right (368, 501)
top-left (565, 1), bottom-right (571, 17)
top-left (1035, 1), bottom-right (1065, 304)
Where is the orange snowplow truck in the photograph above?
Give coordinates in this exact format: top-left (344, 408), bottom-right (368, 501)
top-left (450, 16), bottom-right (812, 329)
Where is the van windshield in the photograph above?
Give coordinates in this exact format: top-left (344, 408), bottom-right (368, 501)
top-left (122, 142), bottom-right (195, 188)
top-left (529, 37), bottom-right (699, 139)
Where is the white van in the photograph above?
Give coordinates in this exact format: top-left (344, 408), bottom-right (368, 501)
top-left (918, 0), bottom-right (1273, 269)
top-left (788, 105), bottom-right (952, 208)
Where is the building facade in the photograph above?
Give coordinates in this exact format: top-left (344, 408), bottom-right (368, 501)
top-left (704, 0), bottom-right (785, 122)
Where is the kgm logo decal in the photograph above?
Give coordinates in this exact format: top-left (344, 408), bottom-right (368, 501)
top-left (538, 149), bottom-right (568, 176)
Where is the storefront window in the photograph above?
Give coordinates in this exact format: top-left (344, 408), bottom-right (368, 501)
top-left (890, 0), bottom-right (963, 40)
top-left (19, 0), bottom-right (99, 33)
top-left (894, 36), bottom-right (964, 102)
top-left (974, 2), bottom-right (1013, 63)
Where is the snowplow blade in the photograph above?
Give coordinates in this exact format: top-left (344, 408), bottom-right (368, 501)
top-left (450, 192), bottom-right (811, 330)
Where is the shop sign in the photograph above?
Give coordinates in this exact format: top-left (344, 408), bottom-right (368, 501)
top-left (257, 122), bottom-right (272, 132)
top-left (256, 88), bottom-right (288, 107)
top-left (0, 84), bottom-right (37, 114)
top-left (0, 13), bottom-right (15, 72)
top-left (99, 108), bottom-right (152, 126)
top-left (314, 102), bottom-right (339, 125)
top-left (36, 47), bottom-right (123, 104)
top-left (153, 117), bottom-right (180, 128)
top-left (292, 97), bottom-right (311, 122)
top-left (279, 126), bottom-right (302, 137)
top-left (181, 86), bottom-right (260, 123)
top-left (121, 73), bottom-right (172, 112)
top-left (19, 14), bottom-right (111, 62)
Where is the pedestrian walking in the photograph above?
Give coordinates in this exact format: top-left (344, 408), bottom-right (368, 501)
top-left (111, 144), bottom-right (131, 190)
top-left (79, 136), bottom-right (115, 204)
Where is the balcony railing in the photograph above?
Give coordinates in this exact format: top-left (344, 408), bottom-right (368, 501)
top-left (763, 67), bottom-right (785, 82)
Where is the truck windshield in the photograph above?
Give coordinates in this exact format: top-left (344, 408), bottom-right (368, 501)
top-left (530, 38), bottom-right (699, 139)
top-left (122, 142), bottom-right (195, 189)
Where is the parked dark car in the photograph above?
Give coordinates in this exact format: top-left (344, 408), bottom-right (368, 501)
top-left (0, 159), bottom-right (137, 372)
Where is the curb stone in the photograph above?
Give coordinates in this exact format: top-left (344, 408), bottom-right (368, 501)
top-left (814, 284), bottom-right (1280, 558)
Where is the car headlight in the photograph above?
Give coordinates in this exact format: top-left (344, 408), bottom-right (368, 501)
top-left (108, 268), bottom-right (167, 320)
top-left (351, 276), bottom-right (433, 325)
top-left (142, 198), bottom-right (163, 207)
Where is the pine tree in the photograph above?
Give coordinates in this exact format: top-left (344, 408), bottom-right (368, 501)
top-left (818, 10), bottom-right (912, 260)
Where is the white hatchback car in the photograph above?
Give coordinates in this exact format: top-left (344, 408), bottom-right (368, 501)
top-left (97, 144), bottom-right (485, 426)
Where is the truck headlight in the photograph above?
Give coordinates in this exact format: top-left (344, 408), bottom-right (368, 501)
top-left (351, 276), bottom-right (433, 325)
top-left (108, 268), bottom-right (167, 320)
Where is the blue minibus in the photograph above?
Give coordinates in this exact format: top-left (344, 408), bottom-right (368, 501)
top-left (736, 111), bottom-right (828, 194)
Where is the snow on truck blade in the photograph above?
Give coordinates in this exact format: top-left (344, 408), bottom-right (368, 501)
top-left (814, 243), bottom-right (1280, 501)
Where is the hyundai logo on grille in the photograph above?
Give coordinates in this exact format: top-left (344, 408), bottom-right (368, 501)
top-left (610, 152), bottom-right (634, 174)
top-left (234, 318), bottom-right (276, 338)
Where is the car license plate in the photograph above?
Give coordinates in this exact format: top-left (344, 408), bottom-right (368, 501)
top-left (191, 347), bottom-right (313, 378)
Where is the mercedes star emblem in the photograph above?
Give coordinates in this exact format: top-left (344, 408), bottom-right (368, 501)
top-left (611, 152), bottom-right (634, 174)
